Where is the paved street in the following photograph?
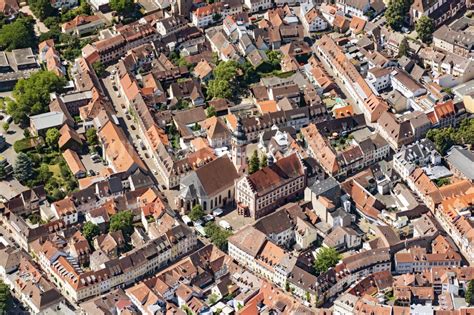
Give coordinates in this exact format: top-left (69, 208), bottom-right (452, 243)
top-left (101, 69), bottom-right (168, 188)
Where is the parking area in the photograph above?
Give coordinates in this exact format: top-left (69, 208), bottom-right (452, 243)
top-left (80, 153), bottom-right (107, 176)
top-left (216, 209), bottom-right (254, 232)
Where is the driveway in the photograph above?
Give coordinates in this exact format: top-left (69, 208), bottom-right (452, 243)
top-left (20, 6), bottom-right (49, 35)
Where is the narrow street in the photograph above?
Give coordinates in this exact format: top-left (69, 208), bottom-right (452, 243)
top-left (101, 70), bottom-right (168, 189)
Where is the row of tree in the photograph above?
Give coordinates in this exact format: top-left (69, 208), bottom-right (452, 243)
top-left (249, 150), bottom-right (268, 174)
top-left (426, 118), bottom-right (474, 155)
top-left (385, 0), bottom-right (434, 43)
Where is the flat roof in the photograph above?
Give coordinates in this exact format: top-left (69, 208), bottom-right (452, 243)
top-left (0, 52), bottom-right (8, 67)
top-left (30, 111), bottom-right (66, 130)
top-left (12, 48), bottom-right (37, 66)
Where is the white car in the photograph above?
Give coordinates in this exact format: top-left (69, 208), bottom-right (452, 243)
top-left (182, 215), bottom-right (192, 226)
top-left (219, 220), bottom-right (231, 230)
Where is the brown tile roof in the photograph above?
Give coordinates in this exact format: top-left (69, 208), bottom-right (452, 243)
top-left (58, 124), bottom-right (83, 149)
top-left (53, 198), bottom-right (77, 216)
top-left (228, 226), bottom-right (266, 257)
top-left (200, 116), bottom-right (230, 141)
top-left (350, 16), bottom-right (366, 34)
top-left (98, 121), bottom-right (146, 173)
top-left (247, 153), bottom-right (304, 195)
top-left (194, 156), bottom-right (239, 196)
top-left (62, 149), bottom-right (86, 176)
top-left (193, 59), bottom-right (213, 80)
top-left (62, 15), bottom-right (102, 32)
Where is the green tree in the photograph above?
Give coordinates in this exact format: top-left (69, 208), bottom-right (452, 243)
top-left (466, 280), bottom-right (474, 305)
top-left (0, 280), bottom-right (11, 313)
top-left (207, 79), bottom-right (233, 99)
top-left (189, 204), bottom-right (204, 221)
top-left (2, 122), bottom-right (8, 133)
top-left (206, 106), bottom-right (216, 118)
top-left (267, 50), bottom-right (282, 69)
top-left (427, 127), bottom-right (454, 155)
top-left (30, 0), bottom-right (55, 20)
top-left (0, 163), bottom-right (6, 180)
top-left (416, 16), bottom-right (435, 43)
top-left (385, 0), bottom-right (412, 31)
top-left (92, 61), bottom-right (106, 77)
top-left (109, 0), bottom-right (134, 15)
top-left (109, 210), bottom-right (134, 240)
top-left (213, 60), bottom-right (239, 82)
top-left (82, 221), bottom-right (100, 244)
top-left (313, 247), bottom-right (341, 274)
top-left (37, 164), bottom-right (53, 183)
top-left (204, 222), bottom-right (232, 251)
top-left (43, 16), bottom-right (60, 29)
top-left (249, 150), bottom-right (260, 174)
top-left (14, 152), bottom-right (34, 183)
top-left (0, 17), bottom-right (36, 51)
top-left (398, 37), bottom-right (409, 57)
top-left (86, 127), bottom-right (98, 146)
top-left (8, 71), bottom-right (66, 124)
top-left (45, 128), bottom-right (60, 149)
top-left (0, 13), bottom-right (6, 29)
top-left (259, 154), bottom-right (267, 169)
top-left (454, 118), bottom-right (474, 145)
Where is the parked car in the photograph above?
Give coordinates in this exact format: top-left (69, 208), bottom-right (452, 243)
top-left (212, 208), bottom-right (224, 217)
top-left (91, 154), bottom-right (100, 161)
top-left (203, 214), bottom-right (214, 222)
top-left (182, 215), bottom-right (193, 226)
top-left (219, 220), bottom-right (231, 230)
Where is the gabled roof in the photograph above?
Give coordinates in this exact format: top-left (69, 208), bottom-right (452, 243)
top-left (247, 153), bottom-right (304, 194)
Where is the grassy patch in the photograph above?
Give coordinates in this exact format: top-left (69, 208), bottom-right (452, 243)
top-left (14, 137), bottom-right (44, 153)
top-left (48, 164), bottom-right (61, 178)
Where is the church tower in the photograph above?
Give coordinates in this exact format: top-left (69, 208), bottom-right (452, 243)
top-left (231, 116), bottom-right (247, 173)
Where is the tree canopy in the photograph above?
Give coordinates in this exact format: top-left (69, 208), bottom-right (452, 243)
top-left (82, 222), bottom-right (100, 244)
top-left (313, 247), bottom-right (341, 274)
top-left (0, 280), bottom-right (11, 313)
top-left (426, 118), bottom-right (474, 155)
top-left (207, 61), bottom-right (241, 100)
top-left (189, 204), bottom-right (205, 221)
top-left (45, 128), bottom-right (60, 149)
top-left (86, 127), bottom-right (98, 146)
top-left (110, 0), bottom-right (134, 15)
top-left (30, 0), bottom-right (55, 20)
top-left (14, 152), bottom-right (34, 183)
top-left (0, 17), bottom-right (36, 51)
top-left (206, 106), bottom-right (216, 118)
top-left (466, 280), bottom-right (474, 305)
top-left (110, 210), bottom-right (134, 240)
top-left (8, 71), bottom-right (66, 125)
top-left (416, 16), bottom-right (435, 43)
top-left (385, 0), bottom-right (412, 31)
top-left (398, 37), bottom-right (409, 57)
top-left (260, 154), bottom-right (268, 169)
top-left (204, 222), bottom-right (232, 251)
top-left (249, 150), bottom-right (260, 174)
top-left (92, 61), bottom-right (106, 77)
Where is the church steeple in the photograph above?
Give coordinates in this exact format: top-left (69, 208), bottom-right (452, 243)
top-left (231, 115), bottom-right (247, 173)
